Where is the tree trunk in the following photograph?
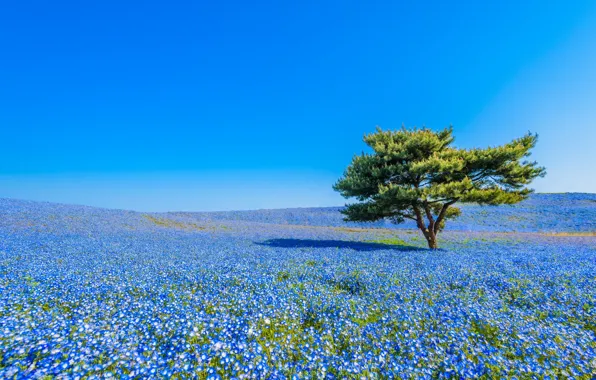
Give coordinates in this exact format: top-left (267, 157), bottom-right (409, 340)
top-left (414, 205), bottom-right (440, 249)
top-left (425, 231), bottom-right (438, 249)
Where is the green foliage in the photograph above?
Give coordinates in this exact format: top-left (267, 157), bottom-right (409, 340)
top-left (305, 260), bottom-right (318, 267)
top-left (334, 126), bottom-right (545, 248)
top-left (302, 306), bottom-right (325, 331)
top-left (328, 271), bottom-right (367, 296)
top-left (365, 237), bottom-right (408, 246)
top-left (276, 270), bottom-right (291, 282)
top-left (470, 319), bottom-right (501, 347)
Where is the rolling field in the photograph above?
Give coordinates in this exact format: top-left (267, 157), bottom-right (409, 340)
top-left (0, 194), bottom-right (595, 378)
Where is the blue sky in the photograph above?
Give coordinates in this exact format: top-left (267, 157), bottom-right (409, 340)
top-left (1, 0), bottom-right (595, 211)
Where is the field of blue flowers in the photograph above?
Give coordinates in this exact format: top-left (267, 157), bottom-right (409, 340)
top-left (0, 194), bottom-right (595, 378)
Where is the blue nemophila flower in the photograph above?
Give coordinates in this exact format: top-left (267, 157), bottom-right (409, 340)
top-left (0, 195), bottom-right (595, 377)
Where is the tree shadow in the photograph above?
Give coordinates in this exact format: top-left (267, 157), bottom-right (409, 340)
top-left (255, 239), bottom-right (425, 252)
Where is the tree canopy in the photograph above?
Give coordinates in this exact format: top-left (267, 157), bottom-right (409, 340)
top-left (333, 126), bottom-right (546, 249)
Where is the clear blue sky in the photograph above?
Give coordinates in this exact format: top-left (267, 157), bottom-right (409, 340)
top-left (1, 1), bottom-right (595, 211)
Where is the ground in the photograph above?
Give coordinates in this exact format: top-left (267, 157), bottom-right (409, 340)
top-left (0, 194), bottom-right (595, 378)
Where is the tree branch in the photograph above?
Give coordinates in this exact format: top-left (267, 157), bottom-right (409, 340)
top-left (412, 205), bottom-right (427, 233)
top-left (423, 201), bottom-right (435, 231)
top-left (390, 210), bottom-right (417, 222)
top-left (470, 168), bottom-right (492, 182)
top-left (400, 214), bottom-right (418, 222)
top-left (433, 199), bottom-right (458, 234)
top-left (426, 198), bottom-right (452, 204)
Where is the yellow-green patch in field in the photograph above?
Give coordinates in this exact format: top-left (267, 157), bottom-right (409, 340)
top-left (143, 215), bottom-right (206, 231)
top-left (542, 231), bottom-right (596, 237)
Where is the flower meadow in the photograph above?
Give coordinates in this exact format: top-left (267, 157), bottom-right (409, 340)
top-left (0, 195), bottom-right (595, 379)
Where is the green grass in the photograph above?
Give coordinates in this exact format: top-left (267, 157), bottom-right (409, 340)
top-left (365, 237), bottom-right (410, 246)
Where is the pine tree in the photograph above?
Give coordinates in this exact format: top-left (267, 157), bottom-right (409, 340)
top-left (333, 126), bottom-right (546, 249)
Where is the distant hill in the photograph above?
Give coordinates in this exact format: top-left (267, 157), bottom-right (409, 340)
top-left (175, 193), bottom-right (596, 233)
top-left (0, 193), bottom-right (595, 233)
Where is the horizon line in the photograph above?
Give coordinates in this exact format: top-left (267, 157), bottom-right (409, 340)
top-left (1, 192), bottom-right (593, 214)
